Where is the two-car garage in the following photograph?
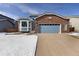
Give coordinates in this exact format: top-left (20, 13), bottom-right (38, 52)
top-left (39, 24), bottom-right (61, 33)
top-left (35, 14), bottom-right (69, 33)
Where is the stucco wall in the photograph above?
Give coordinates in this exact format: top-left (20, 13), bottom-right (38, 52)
top-left (70, 18), bottom-right (79, 32)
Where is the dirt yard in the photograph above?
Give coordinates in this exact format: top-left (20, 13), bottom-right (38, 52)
top-left (36, 33), bottom-right (79, 56)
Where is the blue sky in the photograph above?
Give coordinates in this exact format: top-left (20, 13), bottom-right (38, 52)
top-left (0, 3), bottom-right (79, 19)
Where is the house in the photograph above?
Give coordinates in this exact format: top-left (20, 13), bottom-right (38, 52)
top-left (18, 18), bottom-right (33, 32)
top-left (0, 14), bottom-right (17, 32)
top-left (69, 16), bottom-right (79, 32)
top-left (0, 13), bottom-right (71, 33)
top-left (34, 13), bottom-right (70, 33)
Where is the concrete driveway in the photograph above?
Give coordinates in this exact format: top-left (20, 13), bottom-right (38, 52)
top-left (36, 33), bottom-right (79, 56)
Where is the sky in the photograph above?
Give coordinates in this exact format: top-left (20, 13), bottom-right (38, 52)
top-left (0, 3), bottom-right (79, 19)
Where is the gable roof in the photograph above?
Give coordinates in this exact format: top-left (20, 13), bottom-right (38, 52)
top-left (34, 13), bottom-right (69, 21)
top-left (0, 14), bottom-right (16, 26)
top-left (0, 14), bottom-right (14, 20)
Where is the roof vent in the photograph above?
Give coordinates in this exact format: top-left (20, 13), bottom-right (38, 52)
top-left (48, 17), bottom-right (52, 19)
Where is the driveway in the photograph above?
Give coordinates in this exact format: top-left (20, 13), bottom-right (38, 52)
top-left (36, 33), bottom-right (79, 56)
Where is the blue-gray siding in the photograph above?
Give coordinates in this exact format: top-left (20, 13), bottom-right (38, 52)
top-left (0, 14), bottom-right (16, 32)
top-left (0, 21), bottom-right (14, 31)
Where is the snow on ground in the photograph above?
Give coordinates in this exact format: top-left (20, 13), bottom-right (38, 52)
top-left (0, 33), bottom-right (38, 56)
top-left (69, 32), bottom-right (79, 36)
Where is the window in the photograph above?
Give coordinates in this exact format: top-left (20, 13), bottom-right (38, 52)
top-left (29, 22), bottom-right (30, 27)
top-left (22, 21), bottom-right (27, 27)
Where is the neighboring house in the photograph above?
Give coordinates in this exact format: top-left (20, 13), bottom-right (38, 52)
top-left (0, 14), bottom-right (16, 32)
top-left (18, 18), bottom-right (33, 32)
top-left (29, 15), bottom-right (38, 20)
top-left (69, 17), bottom-right (79, 32)
top-left (34, 13), bottom-right (70, 33)
top-left (29, 15), bottom-right (39, 30)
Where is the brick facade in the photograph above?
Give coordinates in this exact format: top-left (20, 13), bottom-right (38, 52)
top-left (34, 14), bottom-right (70, 33)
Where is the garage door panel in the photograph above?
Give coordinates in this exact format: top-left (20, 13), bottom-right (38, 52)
top-left (40, 24), bottom-right (60, 33)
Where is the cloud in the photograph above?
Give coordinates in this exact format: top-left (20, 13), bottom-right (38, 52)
top-left (0, 4), bottom-right (21, 19)
top-left (0, 11), bottom-right (19, 19)
top-left (0, 4), bottom-right (41, 19)
top-left (0, 3), bottom-right (11, 8)
top-left (17, 4), bottom-right (40, 15)
top-left (0, 3), bottom-right (40, 18)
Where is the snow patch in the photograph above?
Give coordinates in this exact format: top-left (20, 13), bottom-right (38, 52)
top-left (69, 33), bottom-right (79, 36)
top-left (0, 34), bottom-right (38, 56)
